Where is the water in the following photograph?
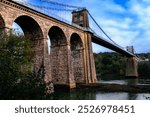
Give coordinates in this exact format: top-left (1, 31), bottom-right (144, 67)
top-left (97, 74), bottom-right (150, 85)
top-left (49, 90), bottom-right (150, 100)
top-left (49, 75), bottom-right (150, 100)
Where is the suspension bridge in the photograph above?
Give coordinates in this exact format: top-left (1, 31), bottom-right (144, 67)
top-left (0, 0), bottom-right (138, 92)
top-left (14, 0), bottom-right (136, 57)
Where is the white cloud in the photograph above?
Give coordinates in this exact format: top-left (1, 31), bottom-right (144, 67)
top-left (67, 0), bottom-right (150, 53)
top-left (106, 27), bottom-right (138, 45)
top-left (86, 0), bottom-right (150, 53)
top-left (125, 0), bottom-right (150, 53)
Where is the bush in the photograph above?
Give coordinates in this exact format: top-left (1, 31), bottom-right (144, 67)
top-left (0, 31), bottom-right (47, 99)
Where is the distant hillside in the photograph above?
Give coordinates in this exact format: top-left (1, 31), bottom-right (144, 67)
top-left (94, 52), bottom-right (150, 77)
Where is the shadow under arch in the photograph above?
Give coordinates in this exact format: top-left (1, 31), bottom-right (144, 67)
top-left (48, 26), bottom-right (71, 89)
top-left (48, 26), bottom-right (67, 47)
top-left (14, 15), bottom-right (44, 72)
top-left (14, 15), bottom-right (43, 38)
top-left (0, 14), bottom-right (5, 33)
top-left (70, 33), bottom-right (85, 84)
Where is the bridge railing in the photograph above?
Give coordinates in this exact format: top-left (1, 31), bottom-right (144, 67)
top-left (12, 0), bottom-right (87, 31)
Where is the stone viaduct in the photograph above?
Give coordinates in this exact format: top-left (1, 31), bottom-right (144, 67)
top-left (0, 0), bottom-right (97, 92)
top-left (0, 0), bottom-right (138, 93)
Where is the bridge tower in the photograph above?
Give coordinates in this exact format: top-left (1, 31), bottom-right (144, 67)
top-left (126, 46), bottom-right (138, 77)
top-left (72, 8), bottom-right (97, 84)
top-left (72, 8), bottom-right (89, 28)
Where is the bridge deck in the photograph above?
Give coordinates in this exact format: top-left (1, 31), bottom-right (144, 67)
top-left (92, 34), bottom-right (135, 57)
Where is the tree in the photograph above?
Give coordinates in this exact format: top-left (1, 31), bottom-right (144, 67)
top-left (94, 52), bottom-right (125, 75)
top-left (0, 31), bottom-right (47, 99)
top-left (94, 52), bottom-right (150, 77)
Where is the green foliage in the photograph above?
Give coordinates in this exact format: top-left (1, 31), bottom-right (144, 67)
top-left (94, 52), bottom-right (150, 77)
top-left (94, 52), bottom-right (125, 76)
top-left (12, 65), bottom-right (47, 99)
top-left (136, 53), bottom-right (150, 76)
top-left (0, 31), bottom-right (47, 99)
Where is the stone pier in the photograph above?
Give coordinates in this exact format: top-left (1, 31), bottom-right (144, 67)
top-left (125, 57), bottom-right (138, 77)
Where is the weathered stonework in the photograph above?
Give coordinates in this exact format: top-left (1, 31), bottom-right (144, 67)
top-left (70, 33), bottom-right (85, 84)
top-left (72, 50), bottom-right (85, 83)
top-left (126, 57), bottom-right (138, 77)
top-left (84, 32), bottom-right (97, 83)
top-left (50, 46), bottom-right (69, 84)
top-left (0, 0), bottom-right (97, 93)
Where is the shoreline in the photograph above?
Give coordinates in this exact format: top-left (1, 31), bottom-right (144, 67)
top-left (77, 83), bottom-right (150, 93)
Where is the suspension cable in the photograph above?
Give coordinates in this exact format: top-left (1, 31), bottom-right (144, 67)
top-left (134, 49), bottom-right (141, 60)
top-left (27, 2), bottom-right (73, 12)
top-left (87, 11), bottom-right (120, 46)
top-left (41, 0), bottom-right (82, 9)
top-left (13, 0), bottom-right (76, 12)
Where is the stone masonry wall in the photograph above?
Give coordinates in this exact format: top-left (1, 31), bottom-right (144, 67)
top-left (0, 0), bottom-right (97, 92)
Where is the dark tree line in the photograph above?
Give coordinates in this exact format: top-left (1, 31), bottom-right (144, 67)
top-left (138, 53), bottom-right (150, 76)
top-left (94, 52), bottom-right (126, 76)
top-left (94, 52), bottom-right (150, 77)
top-left (0, 31), bottom-right (48, 99)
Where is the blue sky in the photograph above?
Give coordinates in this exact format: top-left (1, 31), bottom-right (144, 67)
top-left (13, 0), bottom-right (150, 53)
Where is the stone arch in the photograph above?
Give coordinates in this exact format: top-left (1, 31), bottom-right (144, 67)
top-left (48, 26), bottom-right (67, 46)
top-left (14, 15), bottom-right (43, 38)
top-left (70, 33), bottom-right (85, 84)
top-left (0, 14), bottom-right (5, 33)
top-left (14, 15), bottom-right (44, 72)
top-left (48, 26), bottom-right (70, 87)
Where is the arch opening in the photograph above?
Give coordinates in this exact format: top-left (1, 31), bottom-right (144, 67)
top-left (48, 26), bottom-right (69, 86)
top-left (70, 33), bottom-right (85, 84)
top-left (14, 15), bottom-right (43, 38)
top-left (12, 22), bottom-right (24, 35)
top-left (13, 15), bottom-right (44, 72)
top-left (48, 26), bottom-right (67, 46)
